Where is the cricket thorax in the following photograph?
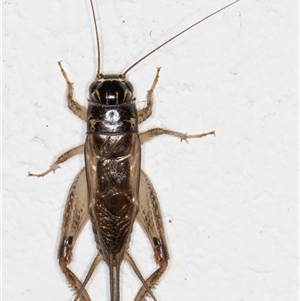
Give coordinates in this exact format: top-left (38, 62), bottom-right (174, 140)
top-left (86, 103), bottom-right (138, 134)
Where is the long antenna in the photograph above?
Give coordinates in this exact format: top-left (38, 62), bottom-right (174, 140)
top-left (122, 0), bottom-right (240, 77)
top-left (90, 0), bottom-right (101, 79)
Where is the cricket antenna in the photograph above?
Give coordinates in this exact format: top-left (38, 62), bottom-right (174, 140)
top-left (90, 0), bottom-right (101, 80)
top-left (121, 0), bottom-right (240, 78)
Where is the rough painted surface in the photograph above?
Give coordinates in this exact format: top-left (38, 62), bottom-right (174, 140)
top-left (3, 0), bottom-right (298, 300)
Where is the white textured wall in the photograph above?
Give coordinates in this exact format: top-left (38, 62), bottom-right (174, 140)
top-left (3, 0), bottom-right (298, 300)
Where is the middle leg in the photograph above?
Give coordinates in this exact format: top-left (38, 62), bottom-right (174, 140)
top-left (140, 128), bottom-right (215, 144)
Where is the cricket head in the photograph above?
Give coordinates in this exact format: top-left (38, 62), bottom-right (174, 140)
top-left (89, 75), bottom-right (134, 105)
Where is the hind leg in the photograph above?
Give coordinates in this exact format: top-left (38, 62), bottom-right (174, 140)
top-left (58, 168), bottom-right (102, 301)
top-left (133, 170), bottom-right (169, 301)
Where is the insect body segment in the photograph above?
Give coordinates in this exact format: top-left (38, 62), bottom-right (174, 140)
top-left (89, 75), bottom-right (134, 105)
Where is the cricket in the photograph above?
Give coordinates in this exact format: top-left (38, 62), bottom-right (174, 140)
top-left (29, 0), bottom-right (240, 300)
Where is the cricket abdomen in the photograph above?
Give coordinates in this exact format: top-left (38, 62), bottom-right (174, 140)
top-left (93, 193), bottom-right (136, 255)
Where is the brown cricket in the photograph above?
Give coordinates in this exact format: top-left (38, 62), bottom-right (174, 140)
top-left (29, 0), bottom-right (240, 300)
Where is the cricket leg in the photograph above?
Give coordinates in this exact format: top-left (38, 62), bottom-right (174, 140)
top-left (132, 170), bottom-right (169, 301)
top-left (140, 128), bottom-right (215, 144)
top-left (73, 253), bottom-right (103, 301)
top-left (58, 61), bottom-right (87, 121)
top-left (125, 253), bottom-right (158, 301)
top-left (58, 168), bottom-right (103, 301)
top-left (28, 145), bottom-right (84, 177)
top-left (138, 67), bottom-right (161, 124)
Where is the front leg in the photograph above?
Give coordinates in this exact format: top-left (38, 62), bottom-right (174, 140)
top-left (138, 67), bottom-right (161, 124)
top-left (58, 61), bottom-right (87, 121)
